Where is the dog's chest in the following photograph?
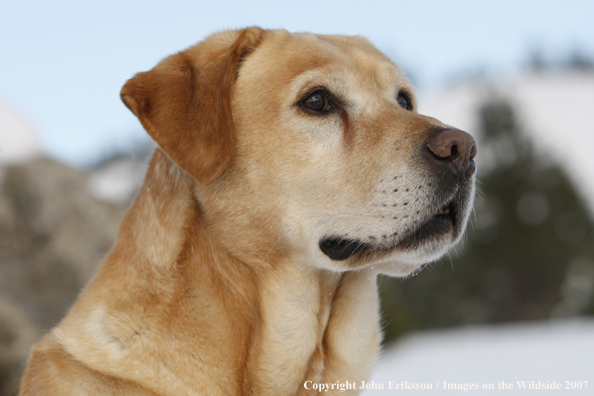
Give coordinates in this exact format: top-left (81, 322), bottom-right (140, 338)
top-left (247, 269), bottom-right (380, 395)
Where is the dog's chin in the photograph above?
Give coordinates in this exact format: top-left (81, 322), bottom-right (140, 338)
top-left (371, 260), bottom-right (424, 277)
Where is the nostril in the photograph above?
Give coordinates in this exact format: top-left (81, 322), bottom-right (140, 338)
top-left (426, 128), bottom-right (477, 171)
top-left (451, 144), bottom-right (458, 158)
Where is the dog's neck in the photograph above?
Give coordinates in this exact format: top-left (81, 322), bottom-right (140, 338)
top-left (55, 150), bottom-right (380, 395)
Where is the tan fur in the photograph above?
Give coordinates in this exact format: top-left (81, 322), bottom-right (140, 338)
top-left (20, 27), bottom-right (476, 395)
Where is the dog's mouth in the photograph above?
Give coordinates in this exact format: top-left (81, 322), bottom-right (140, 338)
top-left (319, 196), bottom-right (462, 261)
top-left (423, 199), bottom-right (457, 234)
top-left (396, 198), bottom-right (457, 250)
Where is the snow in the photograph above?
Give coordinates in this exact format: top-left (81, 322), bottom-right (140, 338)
top-left (0, 101), bottom-right (41, 165)
top-left (87, 156), bottom-right (149, 202)
top-left (512, 73), bottom-right (594, 212)
top-left (362, 318), bottom-right (594, 395)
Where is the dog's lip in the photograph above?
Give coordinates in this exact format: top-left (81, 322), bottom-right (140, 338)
top-left (319, 237), bottom-right (368, 261)
top-left (394, 198), bottom-right (458, 249)
top-left (367, 196), bottom-right (458, 253)
top-left (319, 196), bottom-right (461, 261)
top-left (432, 199), bottom-right (457, 227)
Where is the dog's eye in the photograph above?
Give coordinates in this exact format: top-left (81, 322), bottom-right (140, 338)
top-left (397, 92), bottom-right (412, 111)
top-left (303, 91), bottom-right (330, 113)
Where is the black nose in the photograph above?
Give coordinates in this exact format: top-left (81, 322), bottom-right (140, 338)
top-left (426, 128), bottom-right (477, 176)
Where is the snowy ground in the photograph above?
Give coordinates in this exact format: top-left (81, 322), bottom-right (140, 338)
top-left (361, 318), bottom-right (594, 395)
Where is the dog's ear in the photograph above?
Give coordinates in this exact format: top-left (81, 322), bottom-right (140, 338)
top-left (120, 27), bottom-right (265, 184)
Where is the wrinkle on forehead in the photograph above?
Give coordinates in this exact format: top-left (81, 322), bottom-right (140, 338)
top-left (316, 34), bottom-right (411, 92)
top-left (239, 30), bottom-right (412, 101)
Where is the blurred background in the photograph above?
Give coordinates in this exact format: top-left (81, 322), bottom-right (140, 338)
top-left (1, 1), bottom-right (593, 395)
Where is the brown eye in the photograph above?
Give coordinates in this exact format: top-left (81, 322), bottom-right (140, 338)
top-left (304, 91), bottom-right (329, 113)
top-left (397, 93), bottom-right (412, 110)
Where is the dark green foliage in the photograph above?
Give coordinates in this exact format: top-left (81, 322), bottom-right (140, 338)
top-left (380, 97), bottom-right (594, 345)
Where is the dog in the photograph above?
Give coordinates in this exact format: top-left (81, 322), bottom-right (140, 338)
top-left (20, 27), bottom-right (476, 395)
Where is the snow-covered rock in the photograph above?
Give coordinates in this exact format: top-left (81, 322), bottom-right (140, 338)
top-left (87, 155), bottom-right (150, 203)
top-left (0, 101), bottom-right (41, 165)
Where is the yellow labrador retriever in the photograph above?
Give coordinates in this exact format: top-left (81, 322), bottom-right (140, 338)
top-left (20, 27), bottom-right (476, 395)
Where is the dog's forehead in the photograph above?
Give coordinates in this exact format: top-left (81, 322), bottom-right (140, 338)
top-left (240, 30), bottom-right (410, 97)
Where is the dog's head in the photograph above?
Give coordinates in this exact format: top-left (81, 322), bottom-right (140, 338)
top-left (121, 27), bottom-right (476, 277)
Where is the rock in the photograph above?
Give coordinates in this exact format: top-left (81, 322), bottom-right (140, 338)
top-left (0, 157), bottom-right (127, 394)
